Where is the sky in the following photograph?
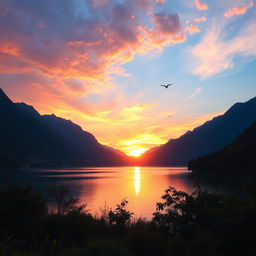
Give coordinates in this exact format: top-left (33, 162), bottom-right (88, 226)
top-left (0, 0), bottom-right (256, 156)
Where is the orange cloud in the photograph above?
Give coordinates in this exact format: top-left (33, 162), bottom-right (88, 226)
top-left (186, 16), bottom-right (207, 25)
top-left (186, 24), bottom-right (201, 34)
top-left (0, 0), bottom-right (186, 149)
top-left (0, 1), bottom-right (184, 84)
top-left (224, 1), bottom-right (254, 18)
top-left (194, 16), bottom-right (207, 23)
top-left (195, 0), bottom-right (208, 11)
top-left (0, 0), bottom-right (189, 156)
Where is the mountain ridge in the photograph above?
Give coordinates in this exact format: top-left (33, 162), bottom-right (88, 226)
top-left (139, 97), bottom-right (256, 166)
top-left (0, 88), bottom-right (129, 167)
top-left (188, 121), bottom-right (256, 174)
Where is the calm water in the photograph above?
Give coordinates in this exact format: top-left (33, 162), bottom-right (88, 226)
top-left (0, 166), bottom-right (246, 218)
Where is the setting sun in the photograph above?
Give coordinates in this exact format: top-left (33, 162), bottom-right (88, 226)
top-left (120, 134), bottom-right (166, 157)
top-left (126, 148), bottom-right (147, 157)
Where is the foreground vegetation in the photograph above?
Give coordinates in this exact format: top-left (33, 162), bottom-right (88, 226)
top-left (1, 181), bottom-right (256, 256)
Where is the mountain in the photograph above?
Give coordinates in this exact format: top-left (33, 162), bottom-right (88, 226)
top-left (0, 88), bottom-right (128, 167)
top-left (41, 114), bottom-right (128, 165)
top-left (188, 121), bottom-right (256, 174)
top-left (139, 97), bottom-right (256, 166)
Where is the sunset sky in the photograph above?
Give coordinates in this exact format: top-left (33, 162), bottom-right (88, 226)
top-left (0, 0), bottom-right (256, 156)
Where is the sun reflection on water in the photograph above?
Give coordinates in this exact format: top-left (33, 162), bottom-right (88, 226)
top-left (134, 167), bottom-right (141, 195)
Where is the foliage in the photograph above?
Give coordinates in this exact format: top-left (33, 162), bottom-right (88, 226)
top-left (1, 183), bottom-right (256, 255)
top-left (0, 234), bottom-right (19, 256)
top-left (48, 185), bottom-right (86, 215)
top-left (153, 186), bottom-right (198, 238)
top-left (153, 185), bottom-right (256, 255)
top-left (108, 198), bottom-right (134, 226)
top-left (0, 184), bottom-right (47, 248)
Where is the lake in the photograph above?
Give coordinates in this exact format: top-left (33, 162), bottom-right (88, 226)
top-left (0, 166), bottom-right (246, 218)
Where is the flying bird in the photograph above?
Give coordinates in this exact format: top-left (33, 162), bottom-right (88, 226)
top-left (160, 83), bottom-right (173, 88)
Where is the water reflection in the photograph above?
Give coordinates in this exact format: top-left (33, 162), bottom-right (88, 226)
top-left (134, 167), bottom-right (141, 195)
top-left (4, 166), bottom-right (194, 218)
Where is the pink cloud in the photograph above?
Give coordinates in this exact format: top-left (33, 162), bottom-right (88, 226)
top-left (0, 0), bottom-right (185, 137)
top-left (188, 22), bottom-right (256, 78)
top-left (0, 4), bottom-right (187, 119)
top-left (155, 0), bottom-right (165, 4)
top-left (186, 24), bottom-right (201, 34)
top-left (194, 16), bottom-right (207, 23)
top-left (224, 1), bottom-right (254, 18)
top-left (0, 1), bottom-right (184, 84)
top-left (186, 16), bottom-right (207, 24)
top-left (195, 0), bottom-right (208, 10)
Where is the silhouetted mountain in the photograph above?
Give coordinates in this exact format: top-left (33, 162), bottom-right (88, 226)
top-left (188, 121), bottom-right (256, 174)
top-left (0, 88), bottom-right (128, 167)
top-left (15, 102), bottom-right (42, 120)
top-left (42, 114), bottom-right (128, 165)
top-left (101, 145), bottom-right (128, 158)
top-left (140, 97), bottom-right (256, 166)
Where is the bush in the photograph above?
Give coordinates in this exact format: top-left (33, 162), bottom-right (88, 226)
top-left (0, 184), bottom-right (47, 247)
top-left (108, 199), bottom-right (134, 227)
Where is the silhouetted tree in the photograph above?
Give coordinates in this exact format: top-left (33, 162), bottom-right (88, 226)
top-left (108, 199), bottom-right (134, 227)
top-left (48, 185), bottom-right (86, 215)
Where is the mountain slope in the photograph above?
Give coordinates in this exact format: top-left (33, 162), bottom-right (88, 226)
top-left (0, 88), bottom-right (128, 166)
top-left (140, 97), bottom-right (256, 166)
top-left (42, 114), bottom-right (128, 165)
top-left (0, 89), bottom-right (71, 165)
top-left (188, 121), bottom-right (256, 174)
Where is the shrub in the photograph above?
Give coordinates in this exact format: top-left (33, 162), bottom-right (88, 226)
top-left (108, 199), bottom-right (134, 227)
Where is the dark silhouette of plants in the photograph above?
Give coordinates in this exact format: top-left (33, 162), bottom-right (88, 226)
top-left (85, 238), bottom-right (132, 256)
top-left (153, 186), bottom-right (198, 238)
top-left (0, 234), bottom-right (20, 256)
top-left (108, 199), bottom-right (134, 226)
top-left (48, 185), bottom-right (86, 216)
top-left (0, 184), bottom-right (47, 251)
top-left (0, 183), bottom-right (256, 255)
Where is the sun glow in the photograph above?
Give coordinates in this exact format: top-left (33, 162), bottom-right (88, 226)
top-left (121, 134), bottom-right (166, 157)
top-left (126, 148), bottom-right (147, 157)
top-left (134, 167), bottom-right (141, 195)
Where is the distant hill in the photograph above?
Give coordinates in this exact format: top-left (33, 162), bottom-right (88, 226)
top-left (139, 97), bottom-right (256, 166)
top-left (188, 121), bottom-right (256, 174)
top-left (0, 88), bottom-right (128, 167)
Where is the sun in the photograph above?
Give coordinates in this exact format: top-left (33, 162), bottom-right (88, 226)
top-left (126, 148), bottom-right (147, 157)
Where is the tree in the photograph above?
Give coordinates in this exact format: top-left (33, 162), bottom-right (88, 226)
top-left (153, 186), bottom-right (197, 239)
top-left (48, 185), bottom-right (86, 215)
top-left (108, 199), bottom-right (134, 227)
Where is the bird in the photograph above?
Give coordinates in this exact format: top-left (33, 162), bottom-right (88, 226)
top-left (160, 83), bottom-right (173, 88)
